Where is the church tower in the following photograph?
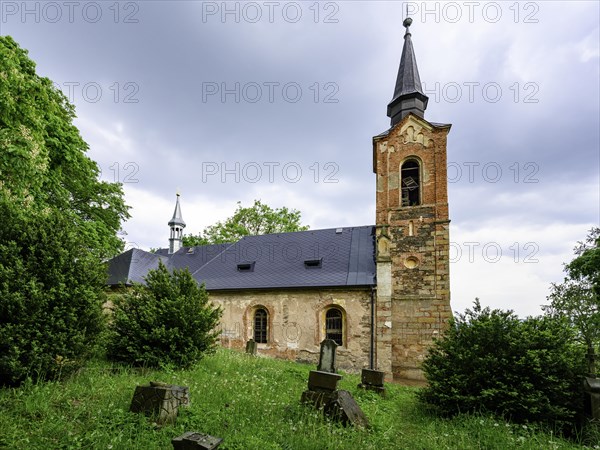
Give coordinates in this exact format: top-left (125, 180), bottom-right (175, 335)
top-left (373, 18), bottom-right (452, 381)
top-left (168, 193), bottom-right (186, 254)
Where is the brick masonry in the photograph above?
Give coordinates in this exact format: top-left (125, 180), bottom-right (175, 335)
top-left (373, 113), bottom-right (452, 381)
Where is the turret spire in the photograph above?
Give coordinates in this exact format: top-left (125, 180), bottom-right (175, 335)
top-left (168, 193), bottom-right (186, 254)
top-left (387, 16), bottom-right (429, 126)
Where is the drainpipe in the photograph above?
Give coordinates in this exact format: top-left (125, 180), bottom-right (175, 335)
top-left (370, 286), bottom-right (376, 370)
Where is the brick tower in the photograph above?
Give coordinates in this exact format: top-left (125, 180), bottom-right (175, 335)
top-left (373, 17), bottom-right (452, 381)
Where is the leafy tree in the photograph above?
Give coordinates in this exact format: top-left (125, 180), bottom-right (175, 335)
top-left (567, 228), bottom-right (600, 297)
top-left (0, 202), bottom-right (107, 385)
top-left (419, 300), bottom-right (586, 429)
top-left (543, 228), bottom-right (600, 376)
top-left (108, 262), bottom-right (222, 368)
top-left (0, 36), bottom-right (129, 258)
top-left (0, 36), bottom-right (129, 384)
top-left (183, 199), bottom-right (309, 246)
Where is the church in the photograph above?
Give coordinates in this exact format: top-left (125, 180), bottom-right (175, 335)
top-left (107, 18), bottom-right (452, 382)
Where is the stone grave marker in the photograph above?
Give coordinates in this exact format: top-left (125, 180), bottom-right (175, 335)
top-left (327, 390), bottom-right (370, 429)
top-left (129, 381), bottom-right (189, 425)
top-left (245, 339), bottom-right (257, 355)
top-left (301, 370), bottom-right (343, 409)
top-left (317, 339), bottom-right (337, 373)
top-left (300, 369), bottom-right (369, 427)
top-left (358, 368), bottom-right (386, 395)
top-left (172, 431), bottom-right (223, 449)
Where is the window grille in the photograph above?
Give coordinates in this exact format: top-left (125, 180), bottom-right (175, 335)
top-left (325, 308), bottom-right (343, 346)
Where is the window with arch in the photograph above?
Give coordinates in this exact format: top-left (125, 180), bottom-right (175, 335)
top-left (325, 307), bottom-right (344, 346)
top-left (401, 159), bottom-right (421, 206)
top-left (253, 308), bottom-right (268, 343)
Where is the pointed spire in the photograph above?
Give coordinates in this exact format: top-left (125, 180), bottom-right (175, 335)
top-left (387, 16), bottom-right (429, 126)
top-left (168, 193), bottom-right (186, 254)
top-left (168, 193), bottom-right (185, 227)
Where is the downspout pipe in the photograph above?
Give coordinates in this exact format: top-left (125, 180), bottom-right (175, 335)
top-left (370, 286), bottom-right (375, 370)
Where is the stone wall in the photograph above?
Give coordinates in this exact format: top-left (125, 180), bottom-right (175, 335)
top-left (210, 287), bottom-right (372, 373)
top-left (373, 113), bottom-right (452, 381)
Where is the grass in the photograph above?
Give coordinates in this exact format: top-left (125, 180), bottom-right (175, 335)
top-left (0, 349), bottom-right (597, 449)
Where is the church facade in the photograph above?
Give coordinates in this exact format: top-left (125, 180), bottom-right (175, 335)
top-left (107, 19), bottom-right (452, 381)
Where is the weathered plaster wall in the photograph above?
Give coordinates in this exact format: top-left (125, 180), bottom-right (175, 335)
top-left (210, 287), bottom-right (372, 373)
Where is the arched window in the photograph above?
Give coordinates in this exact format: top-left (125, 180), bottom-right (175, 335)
top-left (254, 308), bottom-right (268, 343)
top-left (401, 159), bottom-right (421, 206)
top-left (325, 308), bottom-right (343, 346)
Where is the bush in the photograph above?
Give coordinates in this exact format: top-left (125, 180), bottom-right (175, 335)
top-left (107, 261), bottom-right (222, 368)
top-left (0, 205), bottom-right (106, 386)
top-left (418, 300), bottom-right (586, 428)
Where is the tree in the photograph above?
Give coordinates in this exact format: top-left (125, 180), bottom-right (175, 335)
top-left (183, 199), bottom-right (309, 246)
top-left (108, 262), bottom-right (222, 368)
top-left (567, 228), bottom-right (600, 297)
top-left (419, 300), bottom-right (586, 428)
top-left (543, 228), bottom-right (600, 376)
top-left (0, 36), bottom-right (129, 258)
top-left (0, 202), bottom-right (107, 385)
top-left (0, 36), bottom-right (129, 384)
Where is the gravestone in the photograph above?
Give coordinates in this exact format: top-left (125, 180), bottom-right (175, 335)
top-left (245, 339), bottom-right (257, 355)
top-left (326, 390), bottom-right (370, 429)
top-left (583, 377), bottom-right (600, 421)
top-left (172, 431), bottom-right (223, 449)
top-left (130, 382), bottom-right (189, 425)
top-left (300, 369), bottom-right (369, 427)
top-left (317, 339), bottom-right (337, 373)
top-left (358, 368), bottom-right (386, 396)
top-left (301, 370), bottom-right (343, 409)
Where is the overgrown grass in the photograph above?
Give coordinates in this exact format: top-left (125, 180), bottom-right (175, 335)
top-left (0, 349), bottom-right (597, 449)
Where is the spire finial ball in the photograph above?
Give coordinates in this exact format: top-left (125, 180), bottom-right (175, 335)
top-left (403, 17), bottom-right (412, 28)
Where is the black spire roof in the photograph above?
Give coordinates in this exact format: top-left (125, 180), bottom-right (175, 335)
top-left (387, 17), bottom-right (429, 126)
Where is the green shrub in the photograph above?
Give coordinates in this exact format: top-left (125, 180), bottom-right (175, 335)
top-left (107, 261), bottom-right (222, 368)
top-left (0, 205), bottom-right (106, 386)
top-left (419, 300), bottom-right (586, 428)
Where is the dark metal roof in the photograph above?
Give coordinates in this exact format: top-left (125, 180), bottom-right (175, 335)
top-left (387, 18), bottom-right (429, 125)
top-left (193, 226), bottom-right (375, 290)
top-left (166, 243), bottom-right (231, 275)
top-left (154, 248), bottom-right (170, 256)
top-left (106, 227), bottom-right (376, 290)
top-left (106, 248), bottom-right (167, 285)
top-left (390, 30), bottom-right (425, 101)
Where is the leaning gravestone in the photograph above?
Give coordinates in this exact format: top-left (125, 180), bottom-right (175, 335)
top-left (129, 381), bottom-right (189, 425)
top-left (245, 339), bottom-right (257, 355)
top-left (327, 390), bottom-right (370, 428)
top-left (300, 372), bottom-right (369, 428)
top-left (317, 339), bottom-right (337, 373)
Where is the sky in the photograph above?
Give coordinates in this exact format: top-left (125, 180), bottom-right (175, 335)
top-left (1, 1), bottom-right (598, 317)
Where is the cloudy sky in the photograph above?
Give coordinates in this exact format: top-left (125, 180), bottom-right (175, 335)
top-left (2, 1), bottom-right (598, 317)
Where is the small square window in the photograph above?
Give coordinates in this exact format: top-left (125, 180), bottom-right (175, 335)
top-left (304, 258), bottom-right (322, 269)
top-left (237, 262), bottom-right (255, 272)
